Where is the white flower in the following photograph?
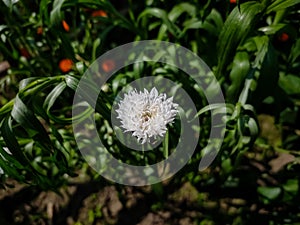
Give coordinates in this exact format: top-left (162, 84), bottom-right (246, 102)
top-left (116, 87), bottom-right (179, 144)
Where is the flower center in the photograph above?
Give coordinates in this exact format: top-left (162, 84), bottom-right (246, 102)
top-left (141, 104), bottom-right (159, 123)
top-left (141, 111), bottom-right (152, 123)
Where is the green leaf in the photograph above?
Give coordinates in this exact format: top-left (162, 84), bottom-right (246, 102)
top-left (238, 36), bottom-right (274, 105)
top-left (162, 129), bottom-right (169, 159)
top-left (201, 9), bottom-right (223, 35)
top-left (65, 75), bottom-right (79, 91)
top-left (216, 1), bottom-right (265, 79)
top-left (39, 0), bottom-right (51, 24)
top-left (43, 81), bottom-right (79, 124)
top-left (288, 38), bottom-right (300, 65)
top-left (279, 74), bottom-right (300, 95)
top-left (194, 103), bottom-right (234, 119)
top-left (252, 36), bottom-right (270, 69)
top-left (92, 38), bottom-right (101, 62)
top-left (155, 3), bottom-right (197, 40)
top-left (258, 23), bottom-right (287, 35)
top-left (266, 0), bottom-right (300, 14)
top-left (44, 82), bottom-right (67, 113)
top-left (1, 0), bottom-right (19, 10)
top-left (138, 8), bottom-right (181, 38)
top-left (227, 51), bottom-right (250, 102)
top-left (11, 95), bottom-right (51, 145)
top-left (258, 186), bottom-right (281, 200)
top-left (0, 99), bottom-right (14, 118)
top-left (19, 77), bottom-right (43, 91)
top-left (0, 116), bottom-right (28, 166)
top-left (247, 117), bottom-right (259, 137)
top-left (283, 179), bottom-right (298, 194)
top-left (168, 2), bottom-right (196, 20)
top-left (50, 0), bottom-right (65, 26)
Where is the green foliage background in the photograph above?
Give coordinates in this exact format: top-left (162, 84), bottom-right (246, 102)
top-left (0, 0), bottom-right (300, 224)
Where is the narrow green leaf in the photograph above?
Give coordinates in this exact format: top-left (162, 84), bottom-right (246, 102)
top-left (44, 82), bottom-right (67, 113)
top-left (258, 186), bottom-right (281, 200)
top-left (266, 0), bottom-right (300, 14)
top-left (258, 23), bottom-right (287, 35)
top-left (11, 95), bottom-right (51, 144)
top-left (238, 36), bottom-right (271, 105)
top-left (19, 77), bottom-right (43, 91)
top-left (39, 0), bottom-right (51, 24)
top-left (50, 0), bottom-right (64, 26)
top-left (163, 129), bottom-right (169, 159)
top-left (227, 51), bottom-right (250, 102)
top-left (92, 38), bottom-right (101, 62)
top-left (138, 8), bottom-right (181, 37)
top-left (247, 117), bottom-right (259, 137)
top-left (194, 103), bottom-right (234, 119)
top-left (0, 99), bottom-right (14, 118)
top-left (65, 75), bottom-right (79, 91)
top-left (288, 38), bottom-right (300, 64)
top-left (168, 2), bottom-right (196, 21)
top-left (216, 1), bottom-right (265, 79)
top-left (0, 116), bottom-right (28, 165)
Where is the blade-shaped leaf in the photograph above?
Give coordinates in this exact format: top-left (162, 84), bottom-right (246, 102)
top-left (138, 8), bottom-right (181, 37)
top-left (50, 0), bottom-right (65, 26)
top-left (1, 116), bottom-right (28, 165)
top-left (227, 51), bottom-right (250, 102)
top-left (266, 0), bottom-right (300, 14)
top-left (216, 1), bottom-right (265, 79)
top-left (11, 95), bottom-right (51, 145)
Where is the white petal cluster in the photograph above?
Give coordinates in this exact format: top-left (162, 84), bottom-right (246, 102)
top-left (116, 87), bottom-right (179, 144)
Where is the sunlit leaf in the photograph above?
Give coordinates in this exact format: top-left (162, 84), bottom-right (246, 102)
top-left (258, 186), bottom-right (281, 200)
top-left (138, 8), bottom-right (181, 38)
top-left (227, 51), bottom-right (250, 102)
top-left (266, 0), bottom-right (300, 14)
top-left (11, 95), bottom-right (50, 143)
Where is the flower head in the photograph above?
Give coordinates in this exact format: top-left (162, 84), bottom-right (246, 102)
top-left (62, 20), bottom-right (70, 32)
top-left (116, 87), bottom-right (179, 144)
top-left (278, 32), bottom-right (289, 42)
top-left (101, 59), bottom-right (116, 73)
top-left (19, 47), bottom-right (30, 59)
top-left (91, 10), bottom-right (108, 17)
top-left (37, 26), bottom-right (43, 35)
top-left (59, 58), bottom-right (73, 73)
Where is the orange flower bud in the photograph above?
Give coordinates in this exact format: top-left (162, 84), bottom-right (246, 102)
top-left (59, 58), bottom-right (73, 73)
top-left (278, 32), bottom-right (289, 42)
top-left (91, 10), bottom-right (107, 17)
top-left (37, 27), bottom-right (43, 35)
top-left (230, 0), bottom-right (237, 3)
top-left (20, 47), bottom-right (30, 58)
top-left (62, 20), bottom-right (70, 32)
top-left (101, 59), bottom-right (115, 73)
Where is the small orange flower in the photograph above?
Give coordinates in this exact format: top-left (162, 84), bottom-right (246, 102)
top-left (101, 59), bottom-right (115, 73)
top-left (278, 32), bottom-right (289, 42)
top-left (230, 0), bottom-right (237, 3)
top-left (59, 58), bottom-right (73, 73)
top-left (62, 20), bottom-right (70, 32)
top-left (91, 10), bottom-right (107, 17)
top-left (20, 47), bottom-right (30, 58)
top-left (37, 27), bottom-right (43, 35)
